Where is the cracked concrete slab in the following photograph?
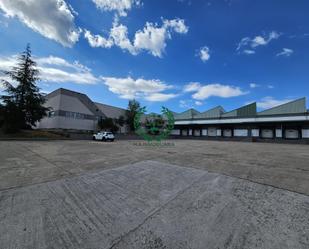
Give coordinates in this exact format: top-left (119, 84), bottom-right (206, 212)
top-left (0, 161), bottom-right (308, 249)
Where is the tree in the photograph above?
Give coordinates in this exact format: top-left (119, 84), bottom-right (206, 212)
top-left (0, 44), bottom-right (48, 132)
top-left (98, 117), bottom-right (119, 133)
top-left (116, 115), bottom-right (125, 127)
top-left (125, 99), bottom-right (140, 131)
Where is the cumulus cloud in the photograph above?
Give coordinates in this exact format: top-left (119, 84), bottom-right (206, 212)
top-left (101, 76), bottom-right (177, 101)
top-left (0, 55), bottom-right (99, 84)
top-left (0, 0), bottom-right (81, 47)
top-left (197, 46), bottom-right (210, 62)
top-left (237, 31), bottom-right (280, 54)
top-left (92, 0), bottom-right (141, 17)
top-left (184, 82), bottom-right (247, 100)
top-left (84, 18), bottom-right (188, 57)
top-left (276, 48), bottom-right (293, 57)
top-left (256, 96), bottom-right (292, 109)
top-left (84, 30), bottom-right (113, 48)
top-left (195, 101), bottom-right (203, 106)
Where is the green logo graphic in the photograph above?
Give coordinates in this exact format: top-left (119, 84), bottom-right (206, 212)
top-left (134, 106), bottom-right (175, 142)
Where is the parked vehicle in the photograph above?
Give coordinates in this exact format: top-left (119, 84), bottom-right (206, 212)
top-left (93, 131), bottom-right (115, 141)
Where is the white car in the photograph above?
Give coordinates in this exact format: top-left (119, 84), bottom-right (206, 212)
top-left (92, 131), bottom-right (115, 141)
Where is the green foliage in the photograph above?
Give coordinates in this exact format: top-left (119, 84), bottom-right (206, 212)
top-left (134, 106), bottom-right (175, 142)
top-left (125, 99), bottom-right (140, 131)
top-left (115, 115), bottom-right (125, 127)
top-left (97, 117), bottom-right (119, 133)
top-left (0, 44), bottom-right (49, 133)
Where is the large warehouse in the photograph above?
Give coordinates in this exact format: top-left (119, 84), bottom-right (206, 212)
top-left (36, 88), bottom-right (128, 133)
top-left (172, 98), bottom-right (309, 140)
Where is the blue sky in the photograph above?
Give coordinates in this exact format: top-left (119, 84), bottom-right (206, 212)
top-left (0, 0), bottom-right (309, 113)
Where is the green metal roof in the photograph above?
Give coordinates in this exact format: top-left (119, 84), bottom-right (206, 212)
top-left (222, 102), bottom-right (257, 118)
top-left (257, 98), bottom-right (306, 116)
top-left (194, 106), bottom-right (225, 119)
top-left (174, 109), bottom-right (200, 120)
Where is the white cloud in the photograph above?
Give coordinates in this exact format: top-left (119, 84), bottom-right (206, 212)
top-left (179, 99), bottom-right (192, 108)
top-left (256, 96), bottom-right (292, 109)
top-left (249, 83), bottom-right (259, 88)
top-left (84, 18), bottom-right (188, 57)
top-left (276, 48), bottom-right (293, 57)
top-left (237, 31), bottom-right (280, 54)
top-left (163, 18), bottom-right (188, 34)
top-left (92, 0), bottom-right (141, 17)
top-left (101, 76), bottom-right (176, 101)
top-left (0, 55), bottom-right (99, 85)
top-left (197, 46), bottom-right (210, 62)
top-left (0, 0), bottom-right (80, 47)
top-left (243, 49), bottom-right (255, 55)
top-left (195, 101), bottom-right (203, 106)
top-left (183, 82), bottom-right (201, 92)
top-left (184, 82), bottom-right (247, 100)
top-left (267, 84), bottom-right (274, 89)
top-left (84, 30), bottom-right (113, 48)
top-left (145, 93), bottom-right (178, 102)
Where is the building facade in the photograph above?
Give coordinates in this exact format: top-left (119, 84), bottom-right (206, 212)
top-left (36, 88), bottom-right (128, 133)
top-left (172, 98), bottom-right (309, 141)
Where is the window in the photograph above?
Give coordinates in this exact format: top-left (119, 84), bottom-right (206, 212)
top-left (48, 111), bottom-right (55, 118)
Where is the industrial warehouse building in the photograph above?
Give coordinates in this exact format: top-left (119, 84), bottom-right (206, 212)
top-left (37, 88), bottom-right (309, 141)
top-left (36, 88), bottom-right (128, 133)
top-left (172, 98), bottom-right (309, 140)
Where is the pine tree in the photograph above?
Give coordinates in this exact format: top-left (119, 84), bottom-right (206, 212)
top-left (0, 44), bottom-right (48, 132)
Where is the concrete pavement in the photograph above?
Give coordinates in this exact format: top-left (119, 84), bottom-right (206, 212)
top-left (1, 161), bottom-right (308, 249)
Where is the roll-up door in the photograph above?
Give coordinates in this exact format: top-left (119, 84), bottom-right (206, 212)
top-left (251, 129), bottom-right (259, 137)
top-left (208, 127), bottom-right (217, 137)
top-left (285, 129), bottom-right (299, 139)
top-left (171, 129), bottom-right (180, 135)
top-left (234, 129), bottom-right (248, 137)
top-left (223, 129), bottom-right (232, 137)
top-left (194, 129), bottom-right (201, 136)
top-left (261, 129), bottom-right (273, 138)
top-left (202, 129), bottom-right (208, 136)
top-left (181, 129), bottom-right (188, 136)
top-left (302, 129), bottom-right (309, 138)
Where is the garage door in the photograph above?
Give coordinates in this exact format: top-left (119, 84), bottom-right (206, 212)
top-left (208, 128), bottom-right (217, 137)
top-left (223, 129), bottom-right (232, 137)
top-left (261, 129), bottom-right (273, 138)
top-left (285, 129), bottom-right (299, 139)
top-left (202, 129), bottom-right (208, 136)
top-left (302, 129), bottom-right (309, 138)
top-left (181, 130), bottom-right (188, 136)
top-left (234, 129), bottom-right (248, 137)
top-left (194, 130), bottom-right (201, 136)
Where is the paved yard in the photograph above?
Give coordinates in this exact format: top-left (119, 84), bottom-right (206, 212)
top-left (0, 140), bottom-right (309, 194)
top-left (0, 140), bottom-right (309, 249)
top-left (1, 160), bottom-right (308, 249)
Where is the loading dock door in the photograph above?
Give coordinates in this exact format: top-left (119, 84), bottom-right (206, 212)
top-left (285, 129), bottom-right (299, 139)
top-left (208, 128), bottom-right (217, 137)
top-left (181, 129), bottom-right (188, 136)
top-left (223, 129), bottom-right (232, 137)
top-left (194, 130), bottom-right (201, 136)
top-left (261, 129), bottom-right (274, 138)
